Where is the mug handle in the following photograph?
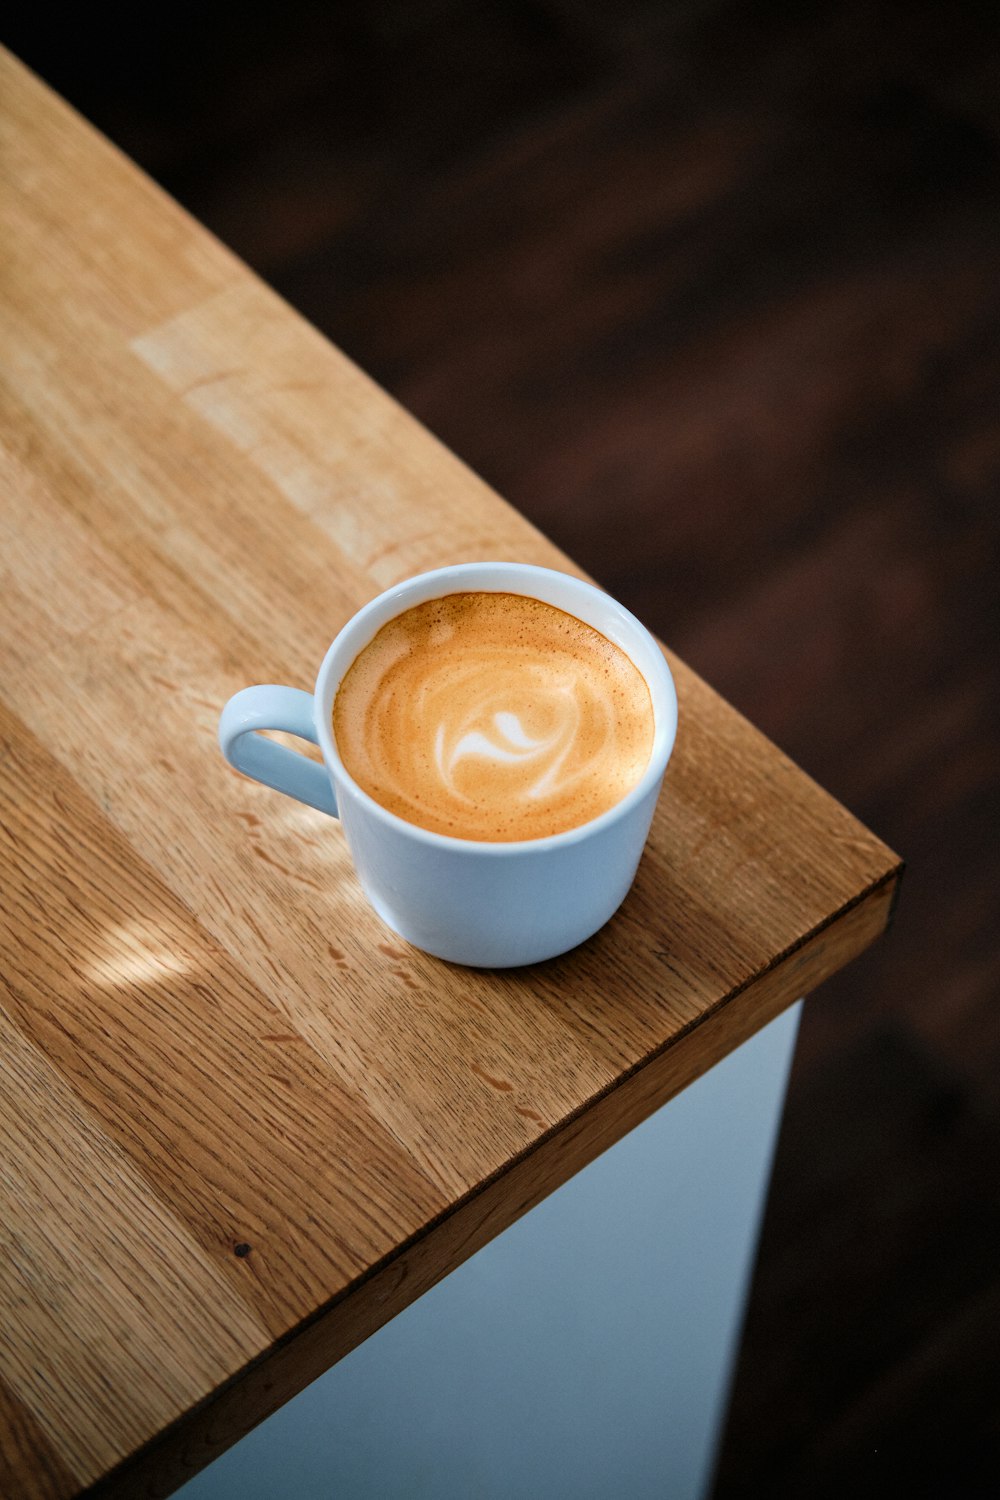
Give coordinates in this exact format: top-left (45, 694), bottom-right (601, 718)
top-left (218, 685), bottom-right (338, 817)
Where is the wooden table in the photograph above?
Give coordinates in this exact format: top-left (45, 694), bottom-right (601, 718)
top-left (0, 49), bottom-right (901, 1500)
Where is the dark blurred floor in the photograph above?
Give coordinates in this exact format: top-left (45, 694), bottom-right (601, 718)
top-left (7, 1), bottom-right (999, 1495)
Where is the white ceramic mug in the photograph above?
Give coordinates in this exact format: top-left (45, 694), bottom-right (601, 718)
top-left (218, 562), bottom-right (678, 967)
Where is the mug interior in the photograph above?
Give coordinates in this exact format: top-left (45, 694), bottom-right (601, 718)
top-left (313, 563), bottom-right (678, 850)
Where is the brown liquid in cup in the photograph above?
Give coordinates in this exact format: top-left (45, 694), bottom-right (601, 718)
top-left (332, 591), bottom-right (655, 842)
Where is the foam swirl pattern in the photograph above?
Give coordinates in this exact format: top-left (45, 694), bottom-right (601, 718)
top-left (333, 592), bottom-right (654, 841)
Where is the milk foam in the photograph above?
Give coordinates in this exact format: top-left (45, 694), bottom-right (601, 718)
top-left (333, 592), bottom-right (654, 841)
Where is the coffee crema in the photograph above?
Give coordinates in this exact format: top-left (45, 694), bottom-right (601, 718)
top-left (332, 591), bottom-right (654, 842)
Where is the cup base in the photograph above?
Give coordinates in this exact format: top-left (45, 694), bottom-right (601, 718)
top-left (365, 888), bottom-right (623, 969)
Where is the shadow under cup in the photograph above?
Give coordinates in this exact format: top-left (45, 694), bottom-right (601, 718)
top-left (223, 563), bottom-right (678, 967)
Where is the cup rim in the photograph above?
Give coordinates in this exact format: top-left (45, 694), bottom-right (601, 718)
top-left (312, 562), bottom-right (678, 855)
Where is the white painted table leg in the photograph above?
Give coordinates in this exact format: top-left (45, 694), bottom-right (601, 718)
top-left (178, 1001), bottom-right (802, 1500)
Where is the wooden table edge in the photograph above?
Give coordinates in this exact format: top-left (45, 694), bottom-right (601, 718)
top-left (83, 860), bottom-right (902, 1500)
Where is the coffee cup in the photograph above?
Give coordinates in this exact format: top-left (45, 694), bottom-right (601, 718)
top-left (218, 562), bottom-right (678, 966)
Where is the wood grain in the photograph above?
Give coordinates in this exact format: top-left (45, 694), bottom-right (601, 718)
top-left (0, 48), bottom-right (900, 1498)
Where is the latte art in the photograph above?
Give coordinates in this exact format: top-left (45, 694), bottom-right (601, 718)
top-left (437, 700), bottom-right (576, 802)
top-left (333, 592), bottom-right (654, 841)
